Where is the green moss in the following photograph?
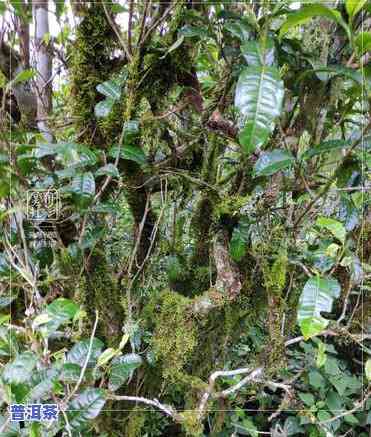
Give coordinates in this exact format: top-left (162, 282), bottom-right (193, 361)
top-left (215, 194), bottom-right (250, 220)
top-left (179, 411), bottom-right (203, 437)
top-left (148, 290), bottom-right (198, 382)
top-left (125, 408), bottom-right (146, 437)
top-left (69, 3), bottom-right (120, 145)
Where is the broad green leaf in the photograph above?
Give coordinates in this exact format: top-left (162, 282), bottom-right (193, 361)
top-left (298, 392), bottom-right (315, 406)
top-left (68, 388), bottom-right (106, 431)
top-left (35, 298), bottom-right (79, 336)
top-left (366, 359), bottom-right (371, 380)
top-left (95, 164), bottom-right (119, 178)
top-left (355, 31), bottom-right (371, 55)
top-left (241, 39), bottom-right (275, 66)
top-left (67, 338), bottom-right (104, 368)
top-left (253, 150), bottom-right (295, 177)
top-left (309, 370), bottom-right (325, 388)
top-left (225, 21), bottom-right (250, 42)
top-left (70, 172), bottom-right (96, 197)
top-left (346, 0), bottom-right (367, 18)
top-left (3, 352), bottom-right (38, 384)
top-left (26, 368), bottom-right (59, 401)
top-left (301, 139), bottom-right (349, 160)
top-left (298, 66), bottom-right (363, 86)
top-left (235, 66), bottom-right (284, 154)
top-left (59, 363), bottom-right (81, 383)
top-left (123, 120), bottom-right (140, 142)
top-left (34, 142), bottom-right (97, 166)
top-left (160, 35), bottom-right (185, 59)
top-left (279, 4), bottom-right (351, 42)
top-left (13, 69), bottom-right (35, 84)
top-left (233, 417), bottom-right (258, 437)
top-left (230, 222), bottom-right (249, 261)
top-left (97, 348), bottom-right (118, 367)
top-left (109, 145), bottom-right (147, 166)
top-left (96, 79), bottom-right (121, 100)
top-left (297, 276), bottom-right (341, 339)
top-left (316, 217), bottom-right (346, 244)
top-left (94, 98), bottom-right (115, 118)
top-left (108, 353), bottom-right (142, 391)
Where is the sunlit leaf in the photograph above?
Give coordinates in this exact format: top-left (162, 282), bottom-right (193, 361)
top-left (235, 66), bottom-right (284, 154)
top-left (253, 150), bottom-right (294, 177)
top-left (297, 276), bottom-right (341, 340)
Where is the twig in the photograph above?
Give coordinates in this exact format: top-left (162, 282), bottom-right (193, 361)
top-left (198, 367), bottom-right (263, 419)
top-left (128, 0), bottom-right (134, 54)
top-left (107, 394), bottom-right (179, 420)
top-left (65, 311), bottom-right (99, 403)
top-left (102, 1), bottom-right (132, 62)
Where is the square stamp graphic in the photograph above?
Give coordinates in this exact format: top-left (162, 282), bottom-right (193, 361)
top-left (26, 189), bottom-right (61, 222)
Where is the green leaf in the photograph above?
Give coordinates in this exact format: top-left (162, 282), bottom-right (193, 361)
top-left (60, 363), bottom-right (81, 383)
top-left (316, 340), bottom-right (327, 367)
top-left (230, 222), bottom-right (249, 261)
top-left (3, 352), bottom-right (38, 384)
top-left (355, 31), bottom-right (371, 55)
top-left (346, 0), bottom-right (367, 18)
top-left (279, 4), bottom-right (351, 42)
top-left (70, 172), bottom-right (96, 197)
top-left (34, 298), bottom-right (79, 336)
top-left (108, 353), bottom-right (142, 391)
top-left (123, 120), bottom-right (140, 142)
top-left (366, 359), bottom-right (371, 380)
top-left (298, 66), bottom-right (363, 86)
top-left (240, 39), bottom-right (275, 66)
top-left (297, 276), bottom-right (341, 340)
top-left (97, 348), bottom-right (118, 367)
top-left (224, 21), bottom-right (250, 42)
top-left (253, 150), bottom-right (295, 177)
top-left (160, 35), bottom-right (185, 59)
top-left (94, 98), bottom-right (115, 118)
top-left (67, 338), bottom-right (104, 368)
top-left (309, 370), bottom-right (326, 389)
top-left (301, 139), bottom-right (349, 160)
top-left (235, 66), bottom-right (284, 154)
top-left (95, 164), bottom-right (119, 178)
top-left (68, 388), bottom-right (106, 431)
top-left (13, 69), bottom-right (35, 84)
top-left (96, 80), bottom-right (121, 100)
top-left (316, 217), bottom-right (346, 244)
top-left (298, 392), bottom-right (315, 406)
top-left (26, 369), bottom-right (59, 401)
top-left (232, 417), bottom-right (258, 436)
top-left (109, 145), bottom-right (147, 166)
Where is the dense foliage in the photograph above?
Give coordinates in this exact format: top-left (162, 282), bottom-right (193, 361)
top-left (0, 0), bottom-right (370, 436)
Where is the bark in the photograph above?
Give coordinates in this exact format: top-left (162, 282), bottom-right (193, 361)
top-left (16, 1), bottom-right (30, 69)
top-left (33, 0), bottom-right (53, 141)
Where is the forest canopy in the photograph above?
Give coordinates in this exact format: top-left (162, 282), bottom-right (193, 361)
top-left (0, 0), bottom-right (370, 436)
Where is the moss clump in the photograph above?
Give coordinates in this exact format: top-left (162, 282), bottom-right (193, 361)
top-left (125, 408), bottom-right (146, 437)
top-left (147, 290), bottom-right (198, 382)
top-left (215, 194), bottom-right (250, 221)
top-left (68, 3), bottom-right (120, 145)
top-left (179, 411), bottom-right (203, 437)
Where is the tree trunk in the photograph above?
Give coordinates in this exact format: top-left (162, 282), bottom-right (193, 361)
top-left (33, 0), bottom-right (53, 141)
